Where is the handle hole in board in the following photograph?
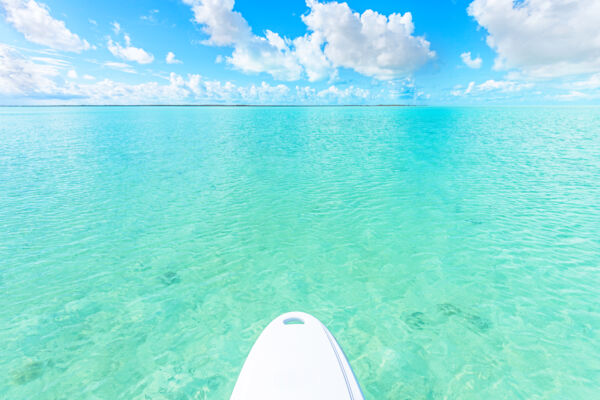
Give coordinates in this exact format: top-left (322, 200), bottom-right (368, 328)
top-left (283, 317), bottom-right (304, 325)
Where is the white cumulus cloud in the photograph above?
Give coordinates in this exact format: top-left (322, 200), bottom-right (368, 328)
top-left (226, 30), bottom-right (304, 81)
top-left (460, 52), bottom-right (482, 69)
top-left (183, 0), bottom-right (251, 46)
top-left (302, 0), bottom-right (435, 80)
top-left (183, 0), bottom-right (305, 81)
top-left (182, 0), bottom-right (434, 81)
top-left (468, 0), bottom-right (600, 77)
top-left (166, 51), bottom-right (182, 64)
top-left (107, 34), bottom-right (154, 64)
top-left (292, 32), bottom-right (332, 82)
top-left (0, 0), bottom-right (90, 52)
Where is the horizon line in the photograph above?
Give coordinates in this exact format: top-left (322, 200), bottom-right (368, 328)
top-left (1, 104), bottom-right (598, 108)
top-left (0, 104), bottom-right (421, 108)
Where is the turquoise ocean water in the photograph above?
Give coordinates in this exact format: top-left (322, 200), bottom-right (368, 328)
top-left (1, 106), bottom-right (599, 399)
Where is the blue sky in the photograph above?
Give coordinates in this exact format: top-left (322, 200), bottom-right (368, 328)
top-left (1, 0), bottom-right (599, 105)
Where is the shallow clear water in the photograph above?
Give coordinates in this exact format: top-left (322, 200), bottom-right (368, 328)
top-left (1, 106), bottom-right (599, 399)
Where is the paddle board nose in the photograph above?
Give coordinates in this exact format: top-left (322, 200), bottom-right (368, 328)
top-left (231, 312), bottom-right (364, 399)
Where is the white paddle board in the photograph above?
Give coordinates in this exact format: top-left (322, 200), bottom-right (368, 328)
top-left (231, 312), bottom-right (364, 400)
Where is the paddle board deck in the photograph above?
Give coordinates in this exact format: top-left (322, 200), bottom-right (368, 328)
top-left (231, 312), bottom-right (364, 399)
